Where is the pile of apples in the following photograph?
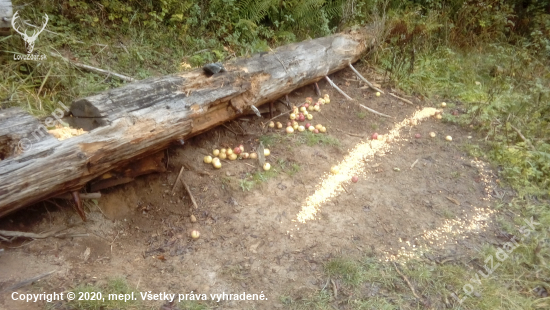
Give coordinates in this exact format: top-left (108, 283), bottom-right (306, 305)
top-left (268, 95), bottom-right (329, 134)
top-left (203, 145), bottom-right (271, 170)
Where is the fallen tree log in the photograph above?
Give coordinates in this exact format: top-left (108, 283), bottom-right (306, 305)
top-left (0, 27), bottom-right (376, 218)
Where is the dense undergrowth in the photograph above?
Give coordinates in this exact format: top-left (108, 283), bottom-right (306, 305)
top-left (1, 0), bottom-right (549, 309)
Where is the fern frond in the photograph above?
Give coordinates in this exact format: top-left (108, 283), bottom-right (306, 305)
top-left (237, 0), bottom-right (279, 23)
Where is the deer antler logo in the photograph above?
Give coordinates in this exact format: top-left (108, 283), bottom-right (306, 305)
top-left (11, 11), bottom-right (49, 54)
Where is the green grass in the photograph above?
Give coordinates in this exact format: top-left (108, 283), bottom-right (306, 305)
top-left (178, 301), bottom-right (211, 310)
top-left (296, 131), bottom-right (340, 147)
top-left (381, 44), bottom-right (550, 197)
top-left (290, 220), bottom-right (550, 309)
top-left (62, 278), bottom-right (142, 310)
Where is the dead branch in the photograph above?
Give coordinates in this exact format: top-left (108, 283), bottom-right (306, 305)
top-left (49, 52), bottom-right (136, 82)
top-left (325, 76), bottom-right (353, 100)
top-left (180, 178), bottom-right (199, 209)
top-left (510, 124), bottom-right (536, 151)
top-left (221, 124), bottom-right (240, 136)
top-left (314, 82), bottom-right (322, 97)
top-left (389, 92), bottom-right (413, 105)
top-left (54, 192), bottom-right (101, 200)
top-left (330, 278), bottom-right (338, 298)
top-left (335, 128), bottom-right (364, 138)
top-left (325, 75), bottom-right (392, 118)
top-left (358, 103), bottom-right (392, 118)
top-left (348, 63), bottom-right (384, 94)
top-left (266, 109), bottom-right (292, 123)
top-left (393, 262), bottom-right (421, 299)
top-left (0, 227), bottom-right (68, 240)
top-left (1, 270), bottom-right (57, 292)
top-left (171, 166), bottom-right (185, 195)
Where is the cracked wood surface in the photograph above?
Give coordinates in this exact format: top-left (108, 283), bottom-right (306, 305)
top-left (0, 27), bottom-right (374, 218)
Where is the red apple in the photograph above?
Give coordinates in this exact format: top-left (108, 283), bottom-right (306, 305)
top-left (233, 147), bottom-right (242, 155)
top-left (415, 133), bottom-right (421, 139)
top-left (351, 175), bottom-right (359, 183)
top-left (372, 133), bottom-right (378, 140)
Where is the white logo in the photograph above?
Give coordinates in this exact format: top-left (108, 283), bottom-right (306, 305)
top-left (11, 11), bottom-right (49, 54)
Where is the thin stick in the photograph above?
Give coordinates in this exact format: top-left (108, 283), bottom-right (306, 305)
top-left (393, 262), bottom-right (420, 299)
top-left (410, 158), bottom-right (419, 169)
top-left (330, 279), bottom-right (338, 298)
top-left (266, 109), bottom-right (292, 123)
top-left (172, 166), bottom-right (185, 195)
top-left (510, 124), bottom-right (536, 151)
top-left (49, 52), bottom-right (136, 82)
top-left (314, 82), bottom-right (322, 97)
top-left (221, 124), bottom-right (239, 136)
top-left (324, 76), bottom-right (353, 100)
top-left (335, 128), bottom-right (363, 138)
top-left (324, 75), bottom-right (391, 118)
top-left (1, 270), bottom-right (57, 292)
top-left (234, 121), bottom-right (246, 135)
top-left (341, 184), bottom-right (350, 194)
top-left (358, 103), bottom-right (392, 118)
top-left (54, 192), bottom-right (101, 200)
top-left (389, 93), bottom-right (413, 105)
top-left (180, 179), bottom-right (199, 209)
top-left (0, 227), bottom-right (68, 240)
top-left (348, 63), bottom-right (384, 94)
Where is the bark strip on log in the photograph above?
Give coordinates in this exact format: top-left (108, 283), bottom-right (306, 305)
top-left (0, 27), bottom-right (375, 218)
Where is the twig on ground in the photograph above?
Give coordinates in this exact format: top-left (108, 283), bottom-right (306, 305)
top-left (234, 121), bottom-right (246, 135)
top-left (54, 192), bottom-right (101, 200)
top-left (324, 75), bottom-right (392, 118)
top-left (172, 166), bottom-right (185, 195)
top-left (410, 158), bottom-right (419, 169)
top-left (325, 76), bottom-right (353, 100)
top-left (221, 124), bottom-right (239, 136)
top-left (314, 82), bottom-right (322, 97)
top-left (1, 270), bottom-right (57, 292)
top-left (266, 109), bottom-right (292, 123)
top-left (330, 279), bottom-right (338, 298)
top-left (348, 63), bottom-right (384, 94)
top-left (341, 184), bottom-right (350, 194)
top-left (510, 124), bottom-right (536, 151)
top-left (393, 262), bottom-right (421, 299)
top-left (389, 93), bottom-right (413, 105)
top-left (0, 227), bottom-right (69, 240)
top-left (358, 103), bottom-right (393, 118)
top-left (180, 179), bottom-right (199, 209)
top-left (446, 196), bottom-right (460, 206)
top-left (335, 128), bottom-right (363, 138)
top-left (49, 52), bottom-right (136, 82)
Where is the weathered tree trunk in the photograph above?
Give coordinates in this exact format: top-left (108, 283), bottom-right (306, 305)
top-left (0, 28), bottom-right (374, 218)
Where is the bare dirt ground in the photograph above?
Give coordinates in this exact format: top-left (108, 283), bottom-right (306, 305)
top-left (0, 68), bottom-right (506, 309)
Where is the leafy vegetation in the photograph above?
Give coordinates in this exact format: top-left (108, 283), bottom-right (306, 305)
top-left (62, 278), bottom-right (141, 310)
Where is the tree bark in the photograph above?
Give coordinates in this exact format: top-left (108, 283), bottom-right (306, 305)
top-left (0, 27), bottom-right (375, 218)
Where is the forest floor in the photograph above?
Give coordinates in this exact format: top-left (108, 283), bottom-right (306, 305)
top-left (0, 68), bottom-right (521, 309)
